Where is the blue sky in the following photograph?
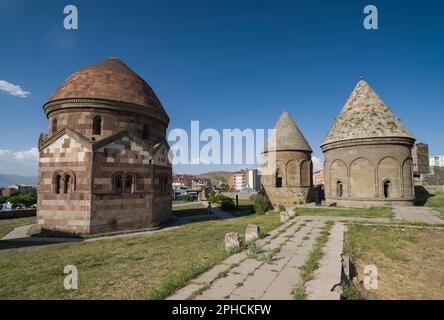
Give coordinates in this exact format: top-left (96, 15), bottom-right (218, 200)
top-left (0, 0), bottom-right (443, 176)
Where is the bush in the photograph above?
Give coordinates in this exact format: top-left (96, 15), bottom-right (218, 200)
top-left (251, 194), bottom-right (270, 215)
top-left (221, 198), bottom-right (235, 211)
top-left (181, 194), bottom-right (194, 202)
top-left (208, 188), bottom-right (216, 203)
top-left (214, 194), bottom-right (228, 202)
top-left (8, 194), bottom-right (37, 207)
top-left (278, 205), bottom-right (286, 212)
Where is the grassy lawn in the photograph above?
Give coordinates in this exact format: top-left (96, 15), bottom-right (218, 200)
top-left (229, 199), bottom-right (255, 217)
top-left (345, 224), bottom-right (444, 299)
top-left (293, 207), bottom-right (393, 219)
top-left (423, 192), bottom-right (444, 218)
top-left (0, 217), bottom-right (35, 238)
top-left (172, 202), bottom-right (208, 218)
top-left (0, 212), bottom-right (280, 299)
top-left (172, 200), bottom-right (198, 206)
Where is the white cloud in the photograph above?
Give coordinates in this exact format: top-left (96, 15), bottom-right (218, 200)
top-left (14, 147), bottom-right (38, 160)
top-left (0, 80), bottom-right (30, 98)
top-left (0, 147), bottom-right (38, 176)
top-left (312, 155), bottom-right (323, 172)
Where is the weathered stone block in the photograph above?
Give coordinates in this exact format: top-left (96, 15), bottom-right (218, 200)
top-left (280, 211), bottom-right (291, 223)
top-left (245, 224), bottom-right (260, 243)
top-left (225, 232), bottom-right (242, 252)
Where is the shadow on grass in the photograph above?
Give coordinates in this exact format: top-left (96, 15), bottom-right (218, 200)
top-left (414, 186), bottom-right (434, 206)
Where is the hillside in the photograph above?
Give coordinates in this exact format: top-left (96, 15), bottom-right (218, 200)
top-left (0, 174), bottom-right (37, 188)
top-left (196, 171), bottom-right (232, 185)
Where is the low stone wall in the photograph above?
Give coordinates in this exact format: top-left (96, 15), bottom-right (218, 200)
top-left (0, 209), bottom-right (37, 220)
top-left (428, 185), bottom-right (444, 193)
top-left (222, 192), bottom-right (257, 200)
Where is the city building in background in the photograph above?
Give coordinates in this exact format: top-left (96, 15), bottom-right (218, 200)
top-left (228, 169), bottom-right (260, 191)
top-left (229, 171), bottom-right (245, 191)
top-left (429, 155), bottom-right (444, 167)
top-left (313, 170), bottom-right (324, 187)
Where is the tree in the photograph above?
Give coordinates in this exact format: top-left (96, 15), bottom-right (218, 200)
top-left (251, 194), bottom-right (271, 215)
top-left (208, 188), bottom-right (216, 204)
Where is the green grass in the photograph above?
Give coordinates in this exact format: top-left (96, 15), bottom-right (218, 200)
top-left (343, 223), bottom-right (444, 299)
top-left (228, 199), bottom-right (256, 217)
top-left (172, 203), bottom-right (208, 218)
top-left (299, 221), bottom-right (334, 282)
top-left (0, 212), bottom-right (280, 299)
top-left (341, 283), bottom-right (361, 300)
top-left (345, 224), bottom-right (417, 262)
top-left (172, 200), bottom-right (196, 205)
top-left (291, 284), bottom-right (306, 300)
top-left (291, 221), bottom-right (334, 300)
top-left (293, 207), bottom-right (393, 219)
top-left (422, 192), bottom-right (444, 218)
top-left (0, 216), bottom-right (35, 238)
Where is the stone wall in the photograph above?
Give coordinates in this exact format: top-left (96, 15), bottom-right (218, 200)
top-left (412, 143), bottom-right (430, 176)
top-left (261, 150), bottom-right (312, 208)
top-left (422, 166), bottom-right (444, 186)
top-left (49, 108), bottom-right (166, 143)
top-left (323, 140), bottom-right (414, 207)
top-left (91, 135), bottom-right (172, 233)
top-left (37, 133), bottom-right (93, 234)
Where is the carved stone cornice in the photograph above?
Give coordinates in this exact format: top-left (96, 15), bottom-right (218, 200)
top-left (43, 98), bottom-right (169, 125)
top-left (321, 136), bottom-right (415, 152)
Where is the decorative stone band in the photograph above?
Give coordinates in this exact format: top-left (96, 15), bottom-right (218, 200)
top-left (43, 98), bottom-right (169, 124)
top-left (327, 196), bottom-right (416, 201)
top-left (38, 127), bottom-right (170, 154)
top-left (320, 136), bottom-right (415, 152)
top-left (262, 149), bottom-right (313, 155)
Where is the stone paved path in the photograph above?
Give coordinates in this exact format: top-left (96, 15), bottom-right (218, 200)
top-left (1, 224), bottom-right (33, 240)
top-left (305, 222), bottom-right (344, 300)
top-left (393, 206), bottom-right (444, 225)
top-left (168, 217), bottom-right (344, 300)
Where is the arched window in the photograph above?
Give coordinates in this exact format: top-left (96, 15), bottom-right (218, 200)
top-left (55, 174), bottom-right (62, 194)
top-left (52, 118), bottom-right (58, 134)
top-left (64, 174), bottom-right (71, 194)
top-left (93, 116), bottom-right (102, 135)
top-left (124, 175), bottom-right (133, 193)
top-left (143, 124), bottom-right (150, 139)
top-left (275, 169), bottom-right (283, 188)
top-left (336, 181), bottom-right (343, 197)
top-left (383, 180), bottom-right (391, 198)
top-left (114, 175), bottom-right (123, 193)
top-left (162, 175), bottom-right (168, 193)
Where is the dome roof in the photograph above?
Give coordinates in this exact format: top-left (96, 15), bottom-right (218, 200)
top-left (45, 57), bottom-right (167, 116)
top-left (264, 111), bottom-right (312, 153)
top-left (322, 79), bottom-right (414, 146)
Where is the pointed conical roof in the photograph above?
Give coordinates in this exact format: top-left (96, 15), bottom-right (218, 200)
top-left (264, 111), bottom-right (312, 152)
top-left (322, 79), bottom-right (413, 146)
top-left (45, 57), bottom-right (168, 117)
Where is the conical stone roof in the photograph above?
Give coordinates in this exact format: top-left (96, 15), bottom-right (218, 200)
top-left (322, 79), bottom-right (414, 146)
top-left (264, 111), bottom-right (312, 152)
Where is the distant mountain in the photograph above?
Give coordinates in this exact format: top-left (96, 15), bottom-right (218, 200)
top-left (196, 171), bottom-right (232, 185)
top-left (0, 174), bottom-right (37, 188)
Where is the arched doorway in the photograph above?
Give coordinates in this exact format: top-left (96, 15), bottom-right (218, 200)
top-left (383, 180), bottom-right (391, 198)
top-left (275, 169), bottom-right (283, 188)
top-left (336, 181), bottom-right (343, 197)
